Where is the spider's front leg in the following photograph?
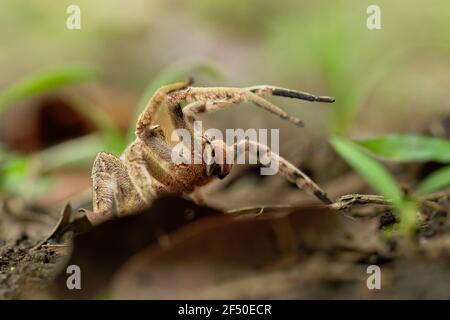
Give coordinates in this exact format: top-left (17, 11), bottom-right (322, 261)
top-left (233, 139), bottom-right (332, 204)
top-left (245, 85), bottom-right (335, 103)
top-left (181, 84), bottom-right (334, 127)
top-left (135, 79), bottom-right (192, 137)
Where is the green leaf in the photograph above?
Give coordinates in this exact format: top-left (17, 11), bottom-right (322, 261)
top-left (355, 134), bottom-right (450, 163)
top-left (0, 67), bottom-right (98, 113)
top-left (0, 154), bottom-right (29, 194)
top-left (0, 134), bottom-right (106, 196)
top-left (127, 61), bottom-right (222, 142)
top-left (416, 165), bottom-right (450, 195)
top-left (330, 136), bottom-right (403, 206)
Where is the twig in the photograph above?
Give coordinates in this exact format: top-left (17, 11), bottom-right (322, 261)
top-left (32, 203), bottom-right (92, 250)
top-left (330, 194), bottom-right (391, 211)
top-left (225, 193), bottom-right (392, 217)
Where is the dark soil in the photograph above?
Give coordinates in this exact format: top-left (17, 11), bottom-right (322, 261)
top-left (0, 237), bottom-right (65, 299)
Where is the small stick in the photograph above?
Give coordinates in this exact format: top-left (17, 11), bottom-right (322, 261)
top-left (225, 194), bottom-right (392, 217)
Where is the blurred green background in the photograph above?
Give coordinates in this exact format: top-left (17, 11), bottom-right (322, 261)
top-left (0, 0), bottom-right (449, 206)
top-left (1, 0), bottom-right (449, 132)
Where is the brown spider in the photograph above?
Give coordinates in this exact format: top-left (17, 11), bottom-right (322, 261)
top-left (87, 79), bottom-right (335, 225)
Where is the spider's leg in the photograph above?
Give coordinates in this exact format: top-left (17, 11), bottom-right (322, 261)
top-left (243, 91), bottom-right (305, 126)
top-left (183, 100), bottom-right (237, 123)
top-left (233, 139), bottom-right (332, 204)
top-left (93, 78), bottom-right (187, 223)
top-left (123, 144), bottom-right (172, 203)
top-left (134, 79), bottom-right (197, 187)
top-left (126, 125), bottom-right (189, 193)
top-left (184, 87), bottom-right (315, 126)
top-left (128, 123), bottom-right (198, 196)
top-left (167, 102), bottom-right (194, 132)
top-left (90, 152), bottom-right (144, 224)
top-left (246, 85), bottom-right (335, 103)
top-left (135, 79), bottom-right (192, 140)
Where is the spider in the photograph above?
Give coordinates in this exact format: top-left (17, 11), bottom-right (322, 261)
top-left (87, 79), bottom-right (335, 225)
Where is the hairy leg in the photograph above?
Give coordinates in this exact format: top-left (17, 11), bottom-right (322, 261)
top-left (245, 85), bottom-right (335, 103)
top-left (137, 81), bottom-right (334, 138)
top-left (183, 87), bottom-right (303, 126)
top-left (90, 152), bottom-right (144, 224)
top-left (183, 100), bottom-right (230, 123)
top-left (135, 79), bottom-right (192, 140)
top-left (130, 79), bottom-right (209, 198)
top-left (233, 139), bottom-right (332, 204)
top-left (181, 86), bottom-right (334, 126)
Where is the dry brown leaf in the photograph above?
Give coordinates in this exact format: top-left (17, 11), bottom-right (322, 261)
top-left (110, 205), bottom-right (384, 299)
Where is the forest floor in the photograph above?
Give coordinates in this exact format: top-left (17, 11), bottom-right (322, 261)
top-left (1, 188), bottom-right (449, 299)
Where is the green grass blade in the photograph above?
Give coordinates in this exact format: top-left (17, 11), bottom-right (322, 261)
top-left (127, 61), bottom-right (222, 142)
top-left (330, 136), bottom-right (403, 206)
top-left (416, 165), bottom-right (450, 195)
top-left (331, 135), bottom-right (418, 233)
top-left (355, 134), bottom-right (450, 163)
top-left (0, 67), bottom-right (98, 113)
top-left (1, 134), bottom-right (105, 196)
top-left (0, 153), bottom-right (28, 194)
top-left (35, 133), bottom-right (104, 173)
top-left (66, 95), bottom-right (125, 155)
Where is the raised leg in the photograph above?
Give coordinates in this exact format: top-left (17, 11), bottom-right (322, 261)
top-left (135, 79), bottom-right (192, 140)
top-left (125, 121), bottom-right (206, 198)
top-left (245, 85), bottom-right (335, 103)
top-left (183, 100), bottom-right (230, 123)
top-left (137, 81), bottom-right (334, 138)
top-left (135, 79), bottom-right (197, 157)
top-left (181, 86), bottom-right (334, 126)
top-left (137, 82), bottom-right (334, 138)
top-left (233, 139), bottom-right (332, 204)
top-left (90, 152), bottom-right (144, 224)
top-left (133, 79), bottom-right (195, 179)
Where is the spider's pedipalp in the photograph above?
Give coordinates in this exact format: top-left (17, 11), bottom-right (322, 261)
top-left (246, 85), bottom-right (335, 103)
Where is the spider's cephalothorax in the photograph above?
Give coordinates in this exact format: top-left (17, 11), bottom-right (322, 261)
top-left (88, 80), bottom-right (335, 224)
